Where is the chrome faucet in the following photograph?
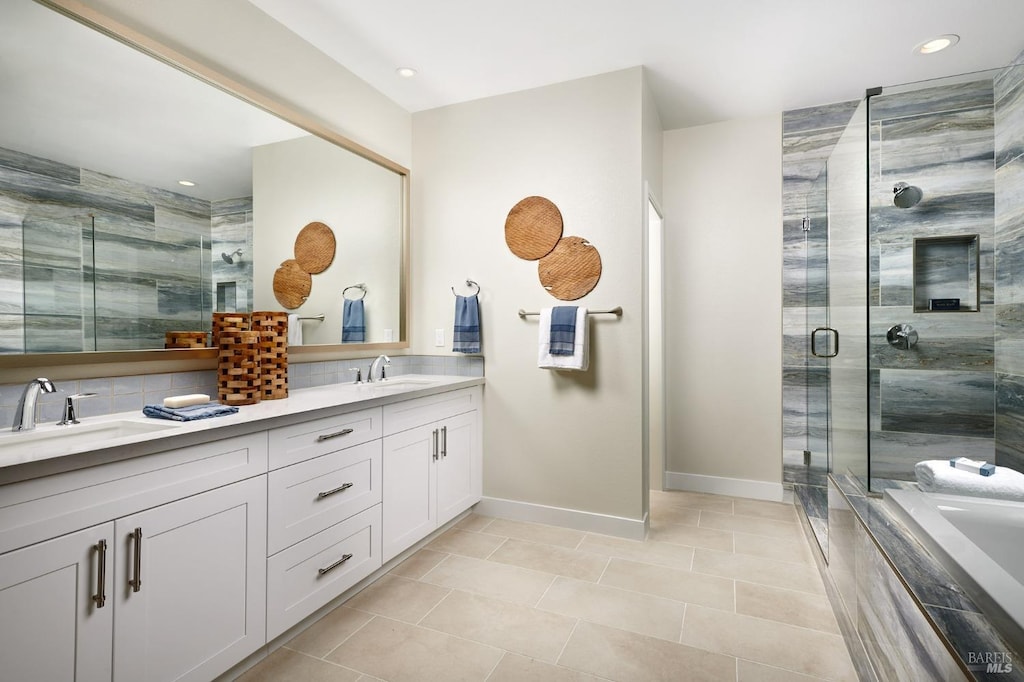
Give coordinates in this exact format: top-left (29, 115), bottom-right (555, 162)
top-left (13, 377), bottom-right (57, 432)
top-left (367, 355), bottom-right (391, 383)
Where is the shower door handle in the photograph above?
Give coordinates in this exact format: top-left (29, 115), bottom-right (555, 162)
top-left (810, 327), bottom-right (839, 358)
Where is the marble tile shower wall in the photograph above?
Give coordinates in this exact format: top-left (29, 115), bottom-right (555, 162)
top-left (0, 145), bottom-right (254, 354)
top-left (0, 355), bottom-right (483, 426)
top-left (781, 100), bottom-right (859, 484)
top-left (868, 80), bottom-right (997, 479)
top-left (995, 62), bottom-right (1024, 473)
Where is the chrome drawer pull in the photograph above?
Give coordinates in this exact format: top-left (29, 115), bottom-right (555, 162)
top-left (317, 482), bottom-right (354, 499)
top-left (92, 539), bottom-right (107, 608)
top-left (317, 428), bottom-right (354, 442)
top-left (318, 553), bottom-right (354, 576)
top-left (432, 428), bottom-right (439, 461)
top-left (129, 527), bottom-right (143, 593)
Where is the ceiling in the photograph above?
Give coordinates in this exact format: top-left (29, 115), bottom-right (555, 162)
top-left (248, 0), bottom-right (1024, 130)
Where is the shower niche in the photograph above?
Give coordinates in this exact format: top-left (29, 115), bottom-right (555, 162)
top-left (912, 234), bottom-right (979, 313)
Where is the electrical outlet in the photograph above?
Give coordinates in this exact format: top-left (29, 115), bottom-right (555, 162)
top-left (434, 328), bottom-right (445, 347)
top-left (383, 328), bottom-right (394, 342)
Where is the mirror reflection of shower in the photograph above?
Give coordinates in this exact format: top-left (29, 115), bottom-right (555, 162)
top-left (221, 249), bottom-right (243, 264)
top-left (893, 182), bottom-right (923, 208)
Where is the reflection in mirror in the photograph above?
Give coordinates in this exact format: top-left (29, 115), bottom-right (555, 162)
top-left (0, 0), bottom-right (407, 355)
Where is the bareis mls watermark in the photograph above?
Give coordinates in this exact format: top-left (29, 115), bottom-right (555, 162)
top-left (967, 651), bottom-right (1014, 674)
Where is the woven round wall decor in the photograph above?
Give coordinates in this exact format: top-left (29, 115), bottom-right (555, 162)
top-left (504, 196), bottom-right (563, 261)
top-left (538, 236), bottom-right (602, 301)
top-left (294, 221), bottom-right (336, 274)
top-left (272, 259), bottom-right (312, 309)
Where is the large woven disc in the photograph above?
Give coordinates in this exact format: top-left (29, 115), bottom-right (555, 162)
top-left (294, 221), bottom-right (336, 274)
top-left (273, 259), bottom-right (312, 309)
top-left (538, 236), bottom-right (602, 301)
top-left (505, 196), bottom-right (562, 261)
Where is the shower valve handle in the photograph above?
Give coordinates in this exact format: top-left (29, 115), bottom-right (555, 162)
top-left (886, 324), bottom-right (918, 350)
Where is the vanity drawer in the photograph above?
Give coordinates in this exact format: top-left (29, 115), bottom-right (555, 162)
top-left (0, 432), bottom-right (268, 555)
top-left (268, 407), bottom-right (382, 470)
top-left (267, 439), bottom-right (382, 554)
top-left (266, 503), bottom-right (381, 640)
top-left (382, 386), bottom-right (481, 436)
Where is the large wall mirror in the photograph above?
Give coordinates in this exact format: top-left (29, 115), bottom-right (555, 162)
top-left (0, 0), bottom-right (408, 367)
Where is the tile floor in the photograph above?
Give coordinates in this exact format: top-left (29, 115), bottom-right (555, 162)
top-left (238, 490), bottom-right (858, 682)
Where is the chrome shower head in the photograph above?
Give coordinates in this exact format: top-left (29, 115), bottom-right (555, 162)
top-left (893, 182), bottom-right (923, 209)
top-left (221, 249), bottom-right (243, 264)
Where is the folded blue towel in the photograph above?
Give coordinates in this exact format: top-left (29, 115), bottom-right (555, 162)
top-left (342, 298), bottom-right (365, 343)
top-left (142, 401), bottom-right (239, 421)
top-left (453, 294), bottom-right (481, 354)
top-left (549, 306), bottom-right (577, 356)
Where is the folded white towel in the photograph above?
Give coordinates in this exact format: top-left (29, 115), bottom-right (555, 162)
top-left (915, 460), bottom-right (1024, 501)
top-left (538, 307), bottom-right (589, 371)
top-left (287, 314), bottom-right (302, 346)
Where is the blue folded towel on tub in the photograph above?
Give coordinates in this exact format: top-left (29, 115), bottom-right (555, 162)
top-left (143, 401), bottom-right (239, 421)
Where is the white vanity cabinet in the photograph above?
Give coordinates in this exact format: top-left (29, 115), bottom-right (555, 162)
top-left (0, 433), bottom-right (268, 682)
top-left (265, 409), bottom-right (384, 640)
top-left (0, 524), bottom-right (115, 682)
top-left (381, 387), bottom-right (482, 562)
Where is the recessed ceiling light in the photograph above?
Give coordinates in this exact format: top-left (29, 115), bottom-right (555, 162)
top-left (177, 180), bottom-right (196, 187)
top-left (396, 67), bottom-right (417, 78)
top-left (915, 34), bottom-right (959, 55)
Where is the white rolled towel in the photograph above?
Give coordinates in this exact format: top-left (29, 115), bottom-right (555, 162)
top-left (915, 460), bottom-right (1024, 501)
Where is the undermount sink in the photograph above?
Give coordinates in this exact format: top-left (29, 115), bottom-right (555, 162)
top-left (350, 376), bottom-right (440, 393)
top-left (0, 419), bottom-right (181, 462)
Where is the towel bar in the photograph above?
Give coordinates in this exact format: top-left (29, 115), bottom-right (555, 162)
top-left (518, 306), bottom-right (622, 318)
top-left (298, 314), bottom-right (325, 322)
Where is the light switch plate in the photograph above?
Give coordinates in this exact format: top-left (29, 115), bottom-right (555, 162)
top-left (434, 328), bottom-right (445, 347)
top-left (383, 328), bottom-right (394, 342)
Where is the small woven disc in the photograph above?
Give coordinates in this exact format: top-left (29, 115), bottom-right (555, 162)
top-left (294, 221), bottom-right (336, 274)
top-left (538, 236), bottom-right (602, 301)
top-left (273, 259), bottom-right (312, 309)
top-left (505, 196), bottom-right (563, 261)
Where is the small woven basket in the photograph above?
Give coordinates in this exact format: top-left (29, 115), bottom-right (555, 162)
top-left (251, 311), bottom-right (288, 400)
top-left (218, 329), bottom-right (261, 406)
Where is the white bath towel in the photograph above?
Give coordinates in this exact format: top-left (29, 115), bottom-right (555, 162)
top-left (915, 460), bottom-right (1024, 501)
top-left (538, 307), bottom-right (589, 371)
top-left (287, 314), bottom-right (302, 346)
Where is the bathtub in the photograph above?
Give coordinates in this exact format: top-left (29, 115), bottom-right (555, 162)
top-left (885, 487), bottom-right (1024, 652)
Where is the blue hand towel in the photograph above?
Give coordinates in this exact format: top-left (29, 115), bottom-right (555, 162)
top-left (453, 294), bottom-right (481, 354)
top-left (342, 298), bottom-right (365, 343)
top-left (549, 306), bottom-right (578, 356)
top-left (142, 401), bottom-right (239, 421)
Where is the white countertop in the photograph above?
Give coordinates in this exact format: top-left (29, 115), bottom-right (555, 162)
top-left (0, 375), bottom-right (483, 485)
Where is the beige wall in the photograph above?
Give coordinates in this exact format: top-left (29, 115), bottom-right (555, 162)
top-left (411, 68), bottom-right (647, 522)
top-left (77, 0), bottom-right (411, 166)
top-left (662, 115), bottom-right (783, 486)
top-left (253, 136), bottom-right (403, 344)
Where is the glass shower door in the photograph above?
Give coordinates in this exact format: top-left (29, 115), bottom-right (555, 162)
top-left (825, 98), bottom-right (870, 488)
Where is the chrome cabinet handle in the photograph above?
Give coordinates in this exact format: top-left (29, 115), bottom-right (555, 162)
top-left (441, 425), bottom-right (447, 459)
top-left (129, 527), bottom-right (142, 593)
top-left (432, 428), bottom-right (439, 461)
top-left (317, 428), bottom-right (354, 442)
top-left (93, 539), bottom-right (107, 608)
top-left (810, 327), bottom-right (839, 358)
top-left (318, 553), bottom-right (353, 576)
top-left (317, 482), bottom-right (354, 499)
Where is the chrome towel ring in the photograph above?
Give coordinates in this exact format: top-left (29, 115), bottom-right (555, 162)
top-left (342, 283), bottom-right (367, 300)
top-left (452, 279), bottom-right (481, 296)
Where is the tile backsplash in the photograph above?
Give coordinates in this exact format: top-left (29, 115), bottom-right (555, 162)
top-left (0, 355), bottom-right (483, 425)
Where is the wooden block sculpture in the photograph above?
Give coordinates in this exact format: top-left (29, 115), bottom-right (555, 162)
top-left (218, 329), bottom-right (261, 406)
top-left (164, 331), bottom-right (207, 349)
top-left (251, 311), bottom-right (289, 400)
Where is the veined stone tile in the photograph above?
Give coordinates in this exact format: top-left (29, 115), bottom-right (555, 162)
top-left (995, 63), bottom-right (1024, 168)
top-left (996, 372), bottom-right (1024, 472)
top-left (782, 100), bottom-right (860, 136)
top-left (0, 145), bottom-right (80, 184)
top-left (870, 79), bottom-right (993, 123)
top-left (879, 368), bottom-right (994, 438)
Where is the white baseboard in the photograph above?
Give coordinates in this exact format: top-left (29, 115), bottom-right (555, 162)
top-left (664, 471), bottom-right (785, 502)
top-left (474, 496), bottom-right (647, 541)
